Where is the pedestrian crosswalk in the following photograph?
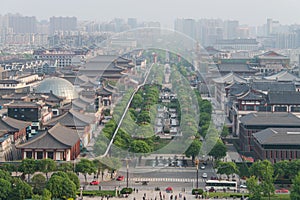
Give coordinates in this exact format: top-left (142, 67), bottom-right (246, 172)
top-left (129, 177), bottom-right (206, 183)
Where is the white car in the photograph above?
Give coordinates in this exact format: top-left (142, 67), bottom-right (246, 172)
top-left (240, 184), bottom-right (247, 188)
top-left (202, 173), bottom-right (208, 178)
top-left (200, 165), bottom-right (205, 170)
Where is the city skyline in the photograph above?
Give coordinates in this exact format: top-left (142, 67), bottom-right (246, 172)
top-left (1, 0), bottom-right (300, 27)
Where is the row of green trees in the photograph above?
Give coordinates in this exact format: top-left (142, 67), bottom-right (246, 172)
top-left (246, 159), bottom-right (300, 200)
top-left (214, 159), bottom-right (300, 200)
top-left (0, 165), bottom-right (78, 199)
top-left (0, 157), bottom-right (123, 200)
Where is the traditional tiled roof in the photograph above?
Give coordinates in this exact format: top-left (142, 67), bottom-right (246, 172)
top-left (0, 117), bottom-right (30, 136)
top-left (218, 64), bottom-right (257, 73)
top-left (252, 81), bottom-right (296, 92)
top-left (212, 72), bottom-right (247, 84)
top-left (96, 87), bottom-right (113, 96)
top-left (268, 91), bottom-right (300, 105)
top-left (254, 128), bottom-right (300, 145)
top-left (44, 109), bottom-right (94, 127)
top-left (237, 90), bottom-right (265, 100)
top-left (226, 82), bottom-right (249, 97)
top-left (17, 123), bottom-right (79, 149)
top-left (263, 71), bottom-right (300, 82)
top-left (240, 112), bottom-right (300, 126)
top-left (257, 51), bottom-right (288, 59)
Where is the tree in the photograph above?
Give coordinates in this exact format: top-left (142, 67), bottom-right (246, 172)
top-left (0, 169), bottom-right (12, 182)
top-left (46, 174), bottom-right (76, 199)
top-left (246, 176), bottom-right (262, 200)
top-left (75, 158), bottom-right (96, 183)
top-left (221, 125), bottom-right (229, 138)
top-left (66, 171), bottom-right (80, 190)
top-left (0, 178), bottom-right (11, 200)
top-left (274, 160), bottom-right (288, 178)
top-left (19, 158), bottom-right (37, 182)
top-left (131, 93), bottom-right (143, 109)
top-left (208, 139), bottom-right (227, 160)
top-left (31, 174), bottom-right (46, 195)
top-left (291, 172), bottom-right (300, 200)
top-left (249, 160), bottom-right (275, 200)
top-left (217, 162), bottom-right (239, 177)
top-left (9, 178), bottom-right (33, 200)
top-left (57, 162), bottom-right (73, 172)
top-left (0, 163), bottom-right (17, 174)
top-left (130, 140), bottom-right (152, 154)
top-left (137, 111), bottom-right (151, 124)
top-left (185, 139), bottom-right (201, 162)
top-left (42, 189), bottom-right (52, 200)
top-left (93, 159), bottom-right (108, 181)
top-left (37, 159), bottom-right (56, 180)
top-left (286, 159), bottom-right (300, 179)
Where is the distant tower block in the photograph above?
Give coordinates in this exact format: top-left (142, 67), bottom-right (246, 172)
top-left (165, 50), bottom-right (170, 63)
top-left (298, 54), bottom-right (300, 77)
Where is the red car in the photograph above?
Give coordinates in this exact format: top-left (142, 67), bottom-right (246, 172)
top-left (117, 175), bottom-right (124, 181)
top-left (275, 188), bottom-right (289, 193)
top-left (90, 180), bottom-right (100, 185)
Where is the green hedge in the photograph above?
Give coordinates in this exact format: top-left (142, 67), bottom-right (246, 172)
top-left (76, 190), bottom-right (115, 197)
top-left (120, 188), bottom-right (133, 194)
top-left (192, 188), bottom-right (204, 195)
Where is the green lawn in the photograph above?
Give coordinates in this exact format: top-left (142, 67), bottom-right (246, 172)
top-left (206, 192), bottom-right (290, 200)
top-left (261, 194), bottom-right (290, 200)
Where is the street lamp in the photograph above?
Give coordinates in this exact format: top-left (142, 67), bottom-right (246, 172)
top-left (126, 157), bottom-right (129, 188)
top-left (195, 158), bottom-right (199, 189)
top-left (80, 186), bottom-right (83, 200)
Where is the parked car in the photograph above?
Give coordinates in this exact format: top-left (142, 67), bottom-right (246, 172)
top-left (275, 188), bottom-right (289, 193)
top-left (208, 187), bottom-right (215, 192)
top-left (240, 184), bottom-right (247, 188)
top-left (90, 180), bottom-right (100, 185)
top-left (202, 173), bottom-right (208, 178)
top-left (200, 165), bottom-right (205, 170)
top-left (117, 175), bottom-right (124, 181)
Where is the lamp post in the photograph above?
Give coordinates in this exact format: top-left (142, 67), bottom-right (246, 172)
top-left (195, 158), bottom-right (199, 189)
top-left (80, 186), bottom-right (83, 200)
top-left (126, 158), bottom-right (129, 188)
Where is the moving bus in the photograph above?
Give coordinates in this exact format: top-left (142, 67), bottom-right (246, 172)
top-left (205, 180), bottom-right (237, 191)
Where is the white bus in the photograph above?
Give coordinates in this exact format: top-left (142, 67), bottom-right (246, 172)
top-left (205, 180), bottom-right (238, 191)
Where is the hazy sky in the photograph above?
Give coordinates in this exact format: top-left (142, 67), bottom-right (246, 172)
top-left (1, 0), bottom-right (299, 26)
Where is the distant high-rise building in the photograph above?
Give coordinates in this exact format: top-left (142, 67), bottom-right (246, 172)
top-left (49, 16), bottom-right (77, 34)
top-left (267, 18), bottom-right (273, 36)
top-left (8, 14), bottom-right (37, 34)
top-left (174, 18), bottom-right (196, 39)
top-left (225, 20), bottom-right (239, 39)
top-left (128, 18), bottom-right (137, 29)
top-left (275, 32), bottom-right (297, 49)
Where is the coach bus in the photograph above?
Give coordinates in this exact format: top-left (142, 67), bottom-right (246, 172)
top-left (205, 180), bottom-right (237, 191)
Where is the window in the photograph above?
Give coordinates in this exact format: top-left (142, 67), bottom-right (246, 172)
top-left (275, 106), bottom-right (287, 112)
top-left (37, 151), bottom-right (43, 159)
top-left (47, 152), bottom-right (54, 159)
top-left (291, 107), bottom-right (300, 112)
top-left (26, 151), bottom-right (32, 158)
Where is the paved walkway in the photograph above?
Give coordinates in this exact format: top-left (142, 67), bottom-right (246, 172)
top-left (79, 189), bottom-right (196, 200)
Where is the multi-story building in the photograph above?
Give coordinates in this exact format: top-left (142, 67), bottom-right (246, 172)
top-left (253, 128), bottom-right (300, 163)
top-left (239, 112), bottom-right (300, 152)
top-left (49, 16), bottom-right (77, 35)
top-left (8, 14), bottom-right (37, 34)
top-left (17, 123), bottom-right (80, 161)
